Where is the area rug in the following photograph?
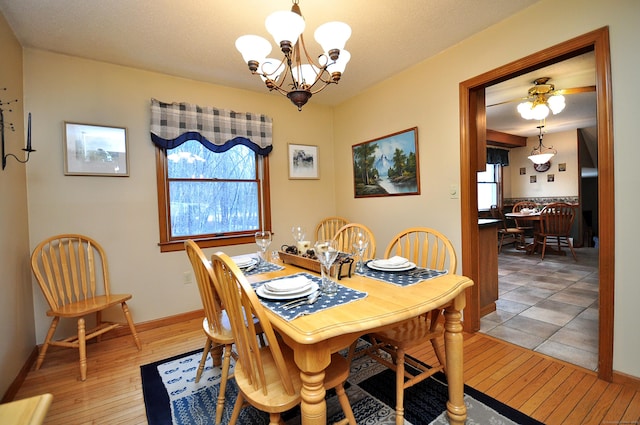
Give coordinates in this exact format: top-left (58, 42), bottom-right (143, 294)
top-left (141, 341), bottom-right (545, 424)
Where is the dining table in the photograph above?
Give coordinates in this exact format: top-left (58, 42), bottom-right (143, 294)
top-left (244, 258), bottom-right (474, 425)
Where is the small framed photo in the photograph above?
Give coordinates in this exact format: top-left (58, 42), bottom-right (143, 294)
top-left (64, 122), bottom-right (129, 176)
top-left (519, 167), bottom-right (526, 175)
top-left (530, 175), bottom-right (537, 183)
top-left (558, 163), bottom-right (567, 172)
top-left (288, 143), bottom-right (319, 179)
top-left (547, 174), bottom-right (555, 182)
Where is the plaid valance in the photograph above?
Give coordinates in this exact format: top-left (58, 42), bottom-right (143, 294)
top-left (150, 98), bottom-right (273, 156)
top-left (487, 147), bottom-right (509, 166)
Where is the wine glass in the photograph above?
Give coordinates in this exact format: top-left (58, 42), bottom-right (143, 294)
top-left (352, 231), bottom-right (369, 273)
top-left (255, 231), bottom-right (272, 264)
top-left (291, 226), bottom-right (306, 243)
top-left (314, 240), bottom-right (339, 295)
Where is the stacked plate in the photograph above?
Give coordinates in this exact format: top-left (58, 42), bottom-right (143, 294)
top-left (232, 255), bottom-right (258, 269)
top-left (367, 256), bottom-right (416, 271)
top-left (257, 276), bottom-right (319, 300)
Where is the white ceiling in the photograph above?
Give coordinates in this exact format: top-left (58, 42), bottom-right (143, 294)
top-left (0, 0), bottom-right (595, 137)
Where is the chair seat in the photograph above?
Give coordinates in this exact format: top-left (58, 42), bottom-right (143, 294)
top-left (371, 315), bottom-right (443, 349)
top-left (202, 314), bottom-right (235, 343)
top-left (48, 294), bottom-right (132, 317)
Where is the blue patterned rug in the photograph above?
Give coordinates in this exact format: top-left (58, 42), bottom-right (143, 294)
top-left (141, 341), bottom-right (544, 424)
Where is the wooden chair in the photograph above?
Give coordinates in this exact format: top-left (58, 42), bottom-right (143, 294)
top-left (210, 252), bottom-right (356, 425)
top-left (490, 205), bottom-right (525, 252)
top-left (364, 227), bottom-right (457, 425)
top-left (512, 201), bottom-right (539, 236)
top-left (332, 222), bottom-right (377, 260)
top-left (30, 234), bottom-right (141, 381)
top-left (315, 216), bottom-right (349, 241)
top-left (184, 240), bottom-right (235, 425)
top-left (533, 202), bottom-right (578, 261)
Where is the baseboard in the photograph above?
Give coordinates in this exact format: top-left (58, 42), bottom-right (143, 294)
top-left (613, 369), bottom-right (640, 391)
top-left (1, 309), bottom-right (204, 403)
top-left (1, 346), bottom-right (39, 404)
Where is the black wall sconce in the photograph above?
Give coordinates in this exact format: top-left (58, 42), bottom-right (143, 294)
top-left (1, 88), bottom-right (35, 170)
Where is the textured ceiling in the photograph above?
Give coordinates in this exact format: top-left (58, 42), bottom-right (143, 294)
top-left (0, 0), bottom-right (595, 138)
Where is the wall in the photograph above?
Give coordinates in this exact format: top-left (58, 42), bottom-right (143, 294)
top-left (0, 13), bottom-right (35, 397)
top-left (333, 0), bottom-right (640, 377)
top-left (23, 50), bottom-right (336, 342)
top-left (506, 129), bottom-right (580, 200)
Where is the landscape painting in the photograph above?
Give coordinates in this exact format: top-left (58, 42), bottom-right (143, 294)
top-left (352, 127), bottom-right (420, 198)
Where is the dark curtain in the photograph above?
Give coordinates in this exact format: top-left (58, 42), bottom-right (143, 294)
top-left (486, 147), bottom-right (509, 166)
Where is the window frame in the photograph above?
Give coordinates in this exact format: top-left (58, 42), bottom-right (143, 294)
top-left (477, 163), bottom-right (504, 211)
top-left (155, 146), bottom-right (272, 252)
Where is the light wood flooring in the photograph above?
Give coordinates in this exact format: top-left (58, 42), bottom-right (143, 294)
top-left (12, 317), bottom-right (640, 424)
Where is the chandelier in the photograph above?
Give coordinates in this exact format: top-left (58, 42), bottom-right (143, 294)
top-left (517, 77), bottom-right (566, 121)
top-left (528, 125), bottom-right (557, 164)
top-left (235, 0), bottom-right (351, 111)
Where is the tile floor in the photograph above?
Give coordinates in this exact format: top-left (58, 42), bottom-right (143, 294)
top-left (479, 241), bottom-right (600, 371)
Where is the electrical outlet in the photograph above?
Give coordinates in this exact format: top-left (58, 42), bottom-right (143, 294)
top-left (183, 271), bottom-right (193, 285)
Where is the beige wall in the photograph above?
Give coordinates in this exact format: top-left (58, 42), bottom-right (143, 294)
top-left (506, 130), bottom-right (580, 199)
top-left (2, 0), bottom-right (639, 394)
top-left (23, 50), bottom-right (337, 341)
top-left (333, 0), bottom-right (640, 377)
top-left (0, 13), bottom-right (35, 397)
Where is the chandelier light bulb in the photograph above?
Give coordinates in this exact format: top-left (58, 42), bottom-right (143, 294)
top-left (314, 21), bottom-right (352, 54)
top-left (235, 35), bottom-right (272, 64)
top-left (265, 10), bottom-right (305, 50)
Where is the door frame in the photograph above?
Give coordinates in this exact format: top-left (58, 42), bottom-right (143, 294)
top-left (459, 27), bottom-right (614, 381)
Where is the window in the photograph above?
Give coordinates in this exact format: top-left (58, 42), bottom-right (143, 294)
top-left (156, 141), bottom-right (271, 252)
top-left (150, 99), bottom-right (273, 252)
top-left (477, 163), bottom-right (501, 210)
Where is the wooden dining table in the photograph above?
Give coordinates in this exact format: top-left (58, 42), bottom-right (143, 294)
top-left (246, 262), bottom-right (474, 425)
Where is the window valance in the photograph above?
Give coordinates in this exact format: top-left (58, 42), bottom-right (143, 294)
top-left (150, 98), bottom-right (273, 156)
top-left (486, 147), bottom-right (509, 166)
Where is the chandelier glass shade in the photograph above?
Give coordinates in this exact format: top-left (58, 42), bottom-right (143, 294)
top-left (528, 125), bottom-right (557, 164)
top-left (517, 77), bottom-right (566, 120)
top-left (235, 0), bottom-right (351, 111)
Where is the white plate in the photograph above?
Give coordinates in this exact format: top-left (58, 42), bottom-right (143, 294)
top-left (256, 282), bottom-right (319, 300)
top-left (367, 261), bottom-right (416, 272)
top-left (264, 276), bottom-right (312, 293)
top-left (234, 257), bottom-right (258, 268)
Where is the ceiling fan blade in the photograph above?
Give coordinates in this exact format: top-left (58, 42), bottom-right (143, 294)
top-left (487, 97), bottom-right (527, 108)
top-left (554, 85), bottom-right (596, 95)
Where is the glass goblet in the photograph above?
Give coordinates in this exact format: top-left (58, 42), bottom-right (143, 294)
top-left (314, 240), bottom-right (339, 295)
top-left (352, 231), bottom-right (369, 273)
top-left (255, 231), bottom-right (272, 264)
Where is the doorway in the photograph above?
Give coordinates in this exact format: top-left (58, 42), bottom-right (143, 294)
top-left (459, 27), bottom-right (614, 381)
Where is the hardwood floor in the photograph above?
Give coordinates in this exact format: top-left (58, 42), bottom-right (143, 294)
top-left (12, 317), bottom-right (640, 424)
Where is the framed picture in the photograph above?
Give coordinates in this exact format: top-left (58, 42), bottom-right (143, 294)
top-left (64, 122), bottom-right (129, 176)
top-left (352, 127), bottom-right (420, 198)
top-left (288, 143), bottom-right (319, 179)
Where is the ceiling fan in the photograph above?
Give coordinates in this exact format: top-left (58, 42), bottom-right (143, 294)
top-left (488, 77), bottom-right (595, 121)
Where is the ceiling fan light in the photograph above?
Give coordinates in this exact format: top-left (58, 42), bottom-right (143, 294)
top-left (235, 35), bottom-right (272, 64)
top-left (517, 101), bottom-right (534, 119)
top-left (314, 21), bottom-right (352, 53)
top-left (531, 103), bottom-right (550, 120)
top-left (548, 94), bottom-right (566, 114)
top-left (265, 10), bottom-right (305, 49)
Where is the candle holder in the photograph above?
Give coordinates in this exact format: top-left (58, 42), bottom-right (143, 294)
top-left (1, 89), bottom-right (35, 170)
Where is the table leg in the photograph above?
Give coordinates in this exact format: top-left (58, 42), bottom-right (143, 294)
top-left (444, 294), bottom-right (467, 425)
top-left (294, 346), bottom-right (331, 425)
